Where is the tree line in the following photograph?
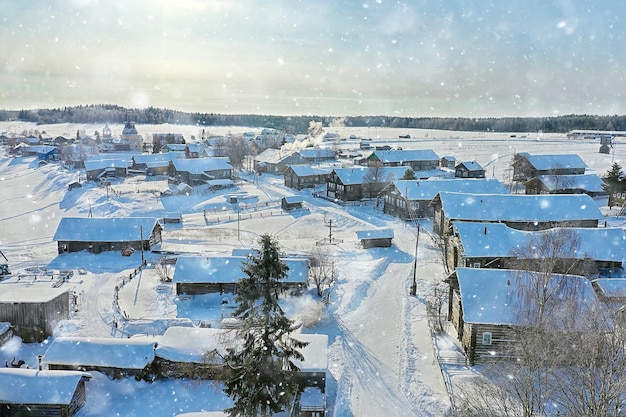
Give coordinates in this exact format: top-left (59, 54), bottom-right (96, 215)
top-left (2, 104), bottom-right (626, 134)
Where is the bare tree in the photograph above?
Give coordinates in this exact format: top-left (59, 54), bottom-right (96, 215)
top-left (308, 245), bottom-right (335, 298)
top-left (363, 165), bottom-right (390, 199)
top-left (213, 135), bottom-right (249, 174)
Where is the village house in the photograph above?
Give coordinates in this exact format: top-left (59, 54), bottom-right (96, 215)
top-left (184, 143), bottom-right (209, 158)
top-left (53, 217), bottom-right (162, 254)
top-left (283, 165), bottom-right (330, 190)
top-left (379, 178), bottom-right (508, 220)
top-left (454, 161), bottom-right (485, 178)
top-left (356, 228), bottom-right (394, 248)
top-left (447, 267), bottom-right (600, 365)
top-left (152, 132), bottom-right (185, 153)
top-left (0, 287), bottom-right (70, 342)
top-left (161, 143), bottom-right (187, 153)
top-left (325, 166), bottom-right (411, 202)
top-left (0, 368), bottom-right (92, 417)
top-left (524, 173), bottom-right (608, 201)
top-left (298, 147), bottom-right (336, 164)
top-left (364, 149), bottom-right (440, 171)
top-left (440, 155), bottom-right (456, 169)
top-left (281, 195), bottom-right (305, 211)
top-left (172, 256), bottom-right (309, 296)
top-left (446, 222), bottom-right (626, 276)
top-left (131, 153), bottom-right (180, 176)
top-left (512, 152), bottom-right (587, 181)
top-left (43, 337), bottom-right (157, 380)
top-left (168, 157), bottom-right (233, 186)
top-left (431, 192), bottom-right (604, 237)
top-left (84, 158), bottom-right (130, 181)
top-left (254, 148), bottom-right (310, 174)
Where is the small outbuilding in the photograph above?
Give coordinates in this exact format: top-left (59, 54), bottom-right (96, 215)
top-left (281, 195), bottom-right (304, 211)
top-left (356, 228), bottom-right (394, 248)
top-left (0, 368), bottom-right (92, 417)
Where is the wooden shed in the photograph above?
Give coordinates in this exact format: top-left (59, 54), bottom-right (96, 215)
top-left (281, 195), bottom-right (304, 211)
top-left (0, 368), bottom-right (91, 417)
top-left (356, 228), bottom-right (394, 248)
top-left (0, 287), bottom-right (69, 342)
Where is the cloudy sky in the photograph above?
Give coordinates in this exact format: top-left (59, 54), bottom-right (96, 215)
top-left (1, 0), bottom-right (625, 117)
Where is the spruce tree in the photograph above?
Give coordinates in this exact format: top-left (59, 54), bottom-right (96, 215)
top-left (223, 234), bottom-right (308, 417)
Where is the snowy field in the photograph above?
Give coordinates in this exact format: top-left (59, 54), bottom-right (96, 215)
top-left (0, 122), bottom-right (624, 416)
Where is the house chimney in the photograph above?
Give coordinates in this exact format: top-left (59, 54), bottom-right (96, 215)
top-left (37, 355), bottom-right (43, 371)
top-left (484, 227), bottom-right (487, 235)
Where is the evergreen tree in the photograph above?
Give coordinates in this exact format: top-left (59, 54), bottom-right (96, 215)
top-left (401, 168), bottom-right (417, 180)
top-left (603, 162), bottom-right (625, 197)
top-left (222, 234), bottom-right (308, 417)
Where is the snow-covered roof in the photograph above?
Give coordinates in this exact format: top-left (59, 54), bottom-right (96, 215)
top-left (525, 153), bottom-right (587, 170)
top-left (286, 165), bottom-right (330, 176)
top-left (42, 337), bottom-right (156, 369)
top-left (356, 228), bottom-right (394, 240)
top-left (298, 148), bottom-right (336, 159)
top-left (84, 159), bottom-right (130, 170)
top-left (455, 267), bottom-right (600, 326)
top-left (389, 178), bottom-right (507, 200)
top-left (53, 217), bottom-right (160, 242)
top-left (331, 166), bottom-right (413, 185)
top-left (289, 333), bottom-right (328, 372)
top-left (456, 161), bottom-right (484, 171)
top-left (592, 278), bottom-right (626, 298)
top-left (0, 368), bottom-right (91, 405)
top-left (453, 222), bottom-right (626, 262)
top-left (155, 326), bottom-right (234, 363)
top-left (282, 195), bottom-right (303, 204)
top-left (255, 148), bottom-right (296, 164)
top-left (0, 287), bottom-right (68, 303)
top-left (163, 144), bottom-right (187, 151)
top-left (370, 149), bottom-right (440, 163)
top-left (28, 145), bottom-right (57, 154)
top-left (171, 157), bottom-right (232, 174)
top-left (531, 174), bottom-right (605, 192)
top-left (436, 192), bottom-right (603, 222)
top-left (207, 179), bottom-right (234, 186)
top-left (172, 256), bottom-right (309, 284)
top-left (133, 153), bottom-right (180, 164)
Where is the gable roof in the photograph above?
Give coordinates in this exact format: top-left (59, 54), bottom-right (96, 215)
top-left (356, 228), bottom-right (394, 240)
top-left (525, 154), bottom-right (587, 170)
top-left (172, 256), bottom-right (309, 284)
top-left (171, 157), bottom-right (232, 174)
top-left (330, 166), bottom-right (412, 185)
top-left (254, 148), bottom-right (304, 164)
top-left (155, 326), bottom-right (234, 363)
top-left (369, 149), bottom-right (440, 163)
top-left (84, 159), bottom-right (130, 170)
top-left (453, 222), bottom-right (626, 262)
top-left (593, 278), bottom-right (626, 298)
top-left (387, 179), bottom-right (507, 200)
top-left (455, 267), bottom-right (600, 326)
top-left (285, 165), bottom-right (330, 176)
top-left (298, 148), bottom-right (336, 159)
top-left (456, 161), bottom-right (484, 171)
top-left (0, 368), bottom-right (91, 405)
top-left (531, 174), bottom-right (605, 192)
top-left (435, 192), bottom-right (603, 223)
top-left (43, 337), bottom-right (156, 369)
top-left (53, 217), bottom-right (160, 242)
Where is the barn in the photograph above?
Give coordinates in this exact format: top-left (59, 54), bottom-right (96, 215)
top-left (0, 287), bottom-right (69, 342)
top-left (356, 228), bottom-right (394, 248)
top-left (0, 368), bottom-right (91, 417)
top-left (53, 217), bottom-right (162, 254)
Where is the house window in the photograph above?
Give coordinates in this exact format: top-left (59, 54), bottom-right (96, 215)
top-left (482, 332), bottom-right (492, 345)
top-left (472, 262), bottom-right (481, 268)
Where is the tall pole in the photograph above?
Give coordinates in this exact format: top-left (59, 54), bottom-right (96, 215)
top-left (411, 220), bottom-right (419, 295)
top-left (140, 225), bottom-right (144, 265)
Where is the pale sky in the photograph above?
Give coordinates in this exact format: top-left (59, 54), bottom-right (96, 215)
top-left (1, 0), bottom-right (625, 117)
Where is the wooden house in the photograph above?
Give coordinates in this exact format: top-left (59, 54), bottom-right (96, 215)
top-left (454, 161), bottom-right (485, 178)
top-left (172, 256), bottom-right (309, 296)
top-left (431, 192), bottom-right (604, 238)
top-left (168, 157), bottom-right (232, 186)
top-left (325, 166), bottom-right (409, 202)
top-left (365, 149), bottom-right (440, 171)
top-left (447, 222), bottom-right (626, 276)
top-left (447, 267), bottom-right (600, 365)
top-left (162, 143), bottom-right (187, 153)
top-left (298, 148), bottom-right (336, 163)
top-left (289, 333), bottom-right (328, 417)
top-left (84, 158), bottom-right (129, 181)
top-left (283, 165), bottom-right (329, 190)
top-left (0, 287), bottom-right (69, 342)
top-left (152, 133), bottom-right (185, 153)
top-left (131, 153), bottom-right (179, 175)
top-left (440, 156), bottom-right (456, 168)
top-left (42, 337), bottom-right (157, 380)
top-left (281, 195), bottom-right (304, 211)
top-left (379, 178), bottom-right (508, 220)
top-left (356, 228), bottom-right (394, 248)
top-left (53, 217), bottom-right (162, 254)
top-left (254, 149), bottom-right (309, 174)
top-left (512, 152), bottom-right (586, 182)
top-left (524, 173), bottom-right (608, 200)
top-left (185, 143), bottom-right (209, 158)
top-left (0, 368), bottom-right (91, 417)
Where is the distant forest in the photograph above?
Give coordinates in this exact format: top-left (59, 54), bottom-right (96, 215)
top-left (1, 104), bottom-right (626, 134)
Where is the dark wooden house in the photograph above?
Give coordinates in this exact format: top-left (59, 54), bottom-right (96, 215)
top-left (254, 149), bottom-right (309, 174)
top-left (325, 166), bottom-right (409, 202)
top-left (524, 173), bottom-right (607, 199)
top-left (512, 152), bottom-right (586, 182)
top-left (365, 149), bottom-right (440, 171)
top-left (53, 217), bottom-right (162, 254)
top-left (431, 192), bottom-right (603, 238)
top-left (281, 195), bottom-right (304, 211)
top-left (283, 165), bottom-right (329, 190)
top-left (84, 159), bottom-right (129, 181)
top-left (356, 228), bottom-right (394, 248)
top-left (0, 368), bottom-right (91, 417)
top-left (168, 157), bottom-right (232, 186)
top-left (447, 267), bottom-right (599, 365)
top-left (0, 287), bottom-right (69, 342)
top-left (454, 161), bottom-right (485, 178)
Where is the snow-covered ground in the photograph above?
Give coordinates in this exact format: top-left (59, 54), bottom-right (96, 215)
top-left (0, 123), bottom-right (623, 416)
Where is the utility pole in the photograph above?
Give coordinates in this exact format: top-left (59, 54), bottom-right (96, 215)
top-left (411, 217), bottom-right (419, 296)
top-left (140, 225), bottom-right (144, 265)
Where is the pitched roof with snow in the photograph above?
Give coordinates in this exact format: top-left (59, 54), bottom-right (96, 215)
top-left (289, 333), bottom-right (328, 372)
top-left (331, 166), bottom-right (412, 185)
top-left (525, 154), bottom-right (587, 170)
top-left (436, 192), bottom-right (603, 222)
top-left (370, 149), bottom-right (440, 163)
top-left (532, 173), bottom-right (605, 192)
top-left (592, 278), bottom-right (626, 298)
top-left (0, 287), bottom-right (68, 303)
top-left (84, 159), bottom-right (130, 170)
top-left (254, 148), bottom-right (295, 164)
top-left (0, 368), bottom-right (91, 405)
top-left (455, 267), bottom-right (600, 326)
top-left (298, 148), bottom-right (336, 159)
top-left (42, 337), bottom-right (156, 369)
top-left (132, 153), bottom-right (180, 164)
top-left (453, 222), bottom-right (626, 262)
top-left (171, 157), bottom-right (232, 174)
top-left (389, 178), bottom-right (507, 200)
top-left (155, 326), bottom-right (233, 363)
top-left (456, 161), bottom-right (484, 171)
top-left (286, 165), bottom-right (330, 176)
top-left (172, 256), bottom-right (309, 284)
top-left (356, 228), bottom-right (394, 240)
top-left (53, 217), bottom-right (160, 242)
